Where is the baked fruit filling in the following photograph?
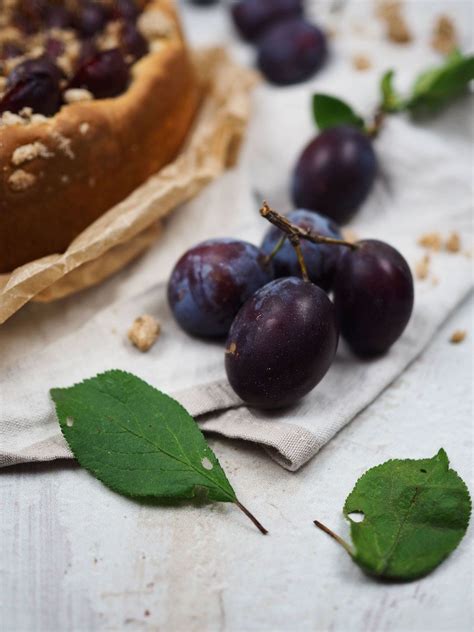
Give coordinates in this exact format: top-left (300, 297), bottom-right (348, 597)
top-left (0, 0), bottom-right (177, 119)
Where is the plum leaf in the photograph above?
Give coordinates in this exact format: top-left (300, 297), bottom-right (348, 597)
top-left (51, 370), bottom-right (267, 533)
top-left (315, 450), bottom-right (471, 580)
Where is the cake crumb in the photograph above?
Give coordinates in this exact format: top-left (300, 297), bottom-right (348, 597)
top-left (376, 1), bottom-right (412, 44)
top-left (8, 169), bottom-right (36, 191)
top-left (415, 254), bottom-right (430, 280)
top-left (352, 54), bottom-right (372, 71)
top-left (445, 231), bottom-right (461, 253)
top-left (12, 141), bottom-right (52, 166)
top-left (431, 15), bottom-right (458, 55)
top-left (450, 329), bottom-right (467, 344)
top-left (418, 231), bottom-right (442, 251)
top-left (128, 315), bottom-right (161, 352)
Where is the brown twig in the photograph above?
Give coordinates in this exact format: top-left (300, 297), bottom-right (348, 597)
top-left (260, 202), bottom-right (358, 251)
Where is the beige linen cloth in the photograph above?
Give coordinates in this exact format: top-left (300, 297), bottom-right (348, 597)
top-left (1, 2), bottom-right (473, 471)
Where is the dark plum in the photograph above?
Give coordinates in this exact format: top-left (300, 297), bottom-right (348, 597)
top-left (69, 49), bottom-right (130, 99)
top-left (333, 240), bottom-right (414, 357)
top-left (225, 277), bottom-right (338, 408)
top-left (168, 239), bottom-right (274, 338)
top-left (261, 209), bottom-right (344, 291)
top-left (77, 39), bottom-right (99, 66)
top-left (0, 41), bottom-right (25, 61)
top-left (74, 3), bottom-right (109, 38)
top-left (112, 0), bottom-right (141, 21)
top-left (120, 21), bottom-right (149, 61)
top-left (231, 0), bottom-right (303, 41)
top-left (12, 0), bottom-right (45, 34)
top-left (189, 0), bottom-right (220, 6)
top-left (0, 57), bottom-right (63, 116)
top-left (257, 18), bottom-right (327, 86)
top-left (292, 125), bottom-right (377, 224)
top-left (44, 37), bottom-right (66, 60)
top-left (44, 6), bottom-right (74, 29)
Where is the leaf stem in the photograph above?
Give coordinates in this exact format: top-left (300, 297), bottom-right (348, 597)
top-left (260, 202), bottom-right (358, 251)
top-left (313, 520), bottom-right (353, 556)
top-left (235, 499), bottom-right (268, 535)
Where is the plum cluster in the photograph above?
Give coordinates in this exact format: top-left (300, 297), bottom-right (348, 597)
top-left (168, 204), bottom-right (414, 409)
top-left (0, 1), bottom-right (149, 116)
top-left (230, 0), bottom-right (327, 85)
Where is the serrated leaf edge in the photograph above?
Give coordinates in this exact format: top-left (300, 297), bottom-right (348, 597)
top-left (50, 369), bottom-right (236, 504)
top-left (342, 449), bottom-right (472, 579)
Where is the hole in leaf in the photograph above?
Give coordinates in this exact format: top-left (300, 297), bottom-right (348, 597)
top-left (201, 457), bottom-right (213, 471)
top-left (348, 511), bottom-right (365, 523)
top-left (66, 417), bottom-right (74, 428)
top-left (420, 468), bottom-right (427, 473)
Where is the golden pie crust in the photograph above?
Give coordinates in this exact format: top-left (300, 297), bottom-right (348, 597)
top-left (0, 0), bottom-right (200, 272)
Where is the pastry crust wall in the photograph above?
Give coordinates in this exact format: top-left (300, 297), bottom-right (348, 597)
top-left (0, 0), bottom-right (200, 272)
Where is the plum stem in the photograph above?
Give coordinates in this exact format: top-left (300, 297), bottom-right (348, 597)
top-left (366, 107), bottom-right (386, 139)
top-left (235, 499), bottom-right (269, 535)
top-left (264, 234), bottom-right (287, 265)
top-left (313, 519), bottom-right (354, 555)
top-left (260, 202), bottom-right (358, 251)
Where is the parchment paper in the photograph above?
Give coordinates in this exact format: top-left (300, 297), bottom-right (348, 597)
top-left (0, 48), bottom-right (256, 324)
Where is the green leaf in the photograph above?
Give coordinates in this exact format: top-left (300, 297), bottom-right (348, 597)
top-left (380, 70), bottom-right (405, 113)
top-left (407, 51), bottom-right (474, 114)
top-left (315, 450), bottom-right (471, 581)
top-left (51, 371), bottom-right (267, 533)
top-left (312, 94), bottom-right (365, 131)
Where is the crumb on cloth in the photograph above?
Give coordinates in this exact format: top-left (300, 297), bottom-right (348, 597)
top-left (376, 0), bottom-right (413, 44)
top-left (418, 232), bottom-right (442, 251)
top-left (445, 231), bottom-right (461, 253)
top-left (352, 54), bottom-right (372, 71)
top-left (431, 15), bottom-right (458, 55)
top-left (415, 254), bottom-right (430, 280)
top-left (128, 315), bottom-right (161, 352)
top-left (450, 329), bottom-right (467, 344)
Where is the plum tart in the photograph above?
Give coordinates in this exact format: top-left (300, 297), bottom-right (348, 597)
top-left (0, 0), bottom-right (200, 272)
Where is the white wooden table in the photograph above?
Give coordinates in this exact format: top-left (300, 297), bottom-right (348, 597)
top-left (1, 296), bottom-right (472, 631)
top-left (1, 2), bottom-right (473, 631)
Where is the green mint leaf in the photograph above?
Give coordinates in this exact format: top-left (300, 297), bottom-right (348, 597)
top-left (312, 94), bottom-right (365, 131)
top-left (380, 70), bottom-right (405, 112)
top-left (315, 449), bottom-right (471, 581)
top-left (407, 51), bottom-right (474, 114)
top-left (51, 370), bottom-right (267, 533)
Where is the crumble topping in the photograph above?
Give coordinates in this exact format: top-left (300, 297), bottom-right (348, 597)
top-left (49, 129), bottom-right (75, 159)
top-left (79, 121), bottom-right (90, 135)
top-left (8, 168), bottom-right (36, 191)
top-left (64, 88), bottom-right (94, 104)
top-left (12, 141), bottom-right (53, 165)
top-left (138, 9), bottom-right (175, 39)
top-left (128, 314), bottom-right (161, 352)
top-left (0, 1), bottom-right (175, 121)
